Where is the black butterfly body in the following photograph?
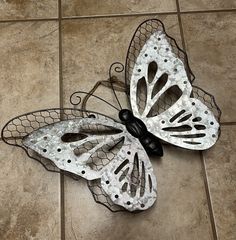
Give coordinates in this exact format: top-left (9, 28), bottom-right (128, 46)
top-left (119, 109), bottom-right (163, 156)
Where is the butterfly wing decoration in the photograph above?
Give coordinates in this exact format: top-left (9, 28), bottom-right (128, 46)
top-left (1, 19), bottom-right (220, 213)
top-left (126, 19), bottom-right (220, 149)
top-left (1, 109), bottom-right (157, 211)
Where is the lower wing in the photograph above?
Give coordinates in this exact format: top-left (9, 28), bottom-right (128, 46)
top-left (1, 108), bottom-right (157, 211)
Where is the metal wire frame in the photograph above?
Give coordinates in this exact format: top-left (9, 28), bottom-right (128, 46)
top-left (1, 108), bottom-right (114, 169)
top-left (1, 107), bottom-right (126, 212)
top-left (1, 18), bottom-right (222, 213)
top-left (124, 18), bottom-right (221, 123)
top-left (125, 18), bottom-right (196, 90)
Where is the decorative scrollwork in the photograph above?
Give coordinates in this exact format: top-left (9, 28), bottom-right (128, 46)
top-left (109, 62), bottom-right (125, 80)
top-left (70, 92), bottom-right (82, 107)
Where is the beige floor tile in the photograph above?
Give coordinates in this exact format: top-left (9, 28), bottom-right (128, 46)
top-left (0, 21), bottom-right (59, 129)
top-left (64, 146), bottom-right (213, 240)
top-left (181, 13), bottom-right (236, 122)
top-left (0, 0), bottom-right (58, 20)
top-left (179, 0), bottom-right (236, 11)
top-left (0, 142), bottom-right (61, 240)
top-left (62, 15), bottom-right (182, 116)
top-left (62, 0), bottom-right (176, 17)
top-left (62, 16), bottom-right (214, 239)
top-left (204, 126), bottom-right (236, 240)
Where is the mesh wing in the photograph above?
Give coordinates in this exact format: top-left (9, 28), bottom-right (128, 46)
top-left (100, 136), bottom-right (157, 211)
top-left (21, 117), bottom-right (126, 180)
top-left (125, 18), bottom-right (194, 109)
top-left (1, 108), bottom-right (88, 174)
top-left (1, 108), bottom-right (157, 212)
top-left (125, 19), bottom-right (221, 150)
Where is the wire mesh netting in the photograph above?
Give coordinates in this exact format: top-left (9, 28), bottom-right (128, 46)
top-left (125, 19), bottom-right (221, 122)
top-left (2, 109), bottom-right (87, 178)
top-left (192, 86), bottom-right (221, 122)
top-left (1, 18), bottom-right (221, 213)
top-left (1, 108), bottom-right (126, 211)
top-left (125, 19), bottom-right (195, 88)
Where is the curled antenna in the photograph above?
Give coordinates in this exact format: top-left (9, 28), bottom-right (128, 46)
top-left (71, 63), bottom-right (126, 113)
top-left (70, 90), bottom-right (120, 112)
top-left (108, 62), bottom-right (125, 110)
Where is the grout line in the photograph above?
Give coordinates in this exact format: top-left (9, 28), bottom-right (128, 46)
top-left (61, 8), bottom-right (236, 20)
top-left (177, 0), bottom-right (217, 238)
top-left (176, 0), bottom-right (187, 51)
top-left (58, 11), bottom-right (64, 109)
top-left (180, 8), bottom-right (236, 14)
top-left (61, 11), bottom-right (177, 20)
top-left (58, 0), bottom-right (65, 239)
top-left (199, 151), bottom-right (218, 240)
top-left (0, 8), bottom-right (235, 24)
top-left (0, 18), bottom-right (58, 23)
top-left (220, 122), bottom-right (236, 126)
top-left (60, 174), bottom-right (65, 240)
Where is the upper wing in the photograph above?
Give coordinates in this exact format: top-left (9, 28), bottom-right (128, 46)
top-left (127, 19), bottom-right (220, 150)
top-left (2, 108), bottom-right (157, 211)
top-left (125, 19), bottom-right (194, 113)
top-left (22, 113), bottom-right (157, 211)
top-left (22, 115), bottom-right (126, 180)
top-left (128, 20), bottom-right (192, 118)
top-left (1, 108), bottom-right (124, 176)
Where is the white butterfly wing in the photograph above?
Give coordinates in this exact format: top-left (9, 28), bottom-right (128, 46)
top-left (145, 96), bottom-right (219, 149)
top-left (22, 113), bottom-right (157, 211)
top-left (22, 116), bottom-right (127, 180)
top-left (128, 20), bottom-right (220, 150)
top-left (129, 31), bottom-right (192, 118)
top-left (101, 134), bottom-right (157, 211)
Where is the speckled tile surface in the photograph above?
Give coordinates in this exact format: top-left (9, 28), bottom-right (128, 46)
top-left (0, 21), bottom-right (59, 129)
top-left (64, 146), bottom-right (213, 240)
top-left (61, 15), bottom-right (182, 117)
top-left (61, 15), bottom-right (215, 240)
top-left (203, 126), bottom-right (236, 240)
top-left (0, 142), bottom-right (61, 240)
top-left (0, 0), bottom-right (58, 20)
top-left (179, 0), bottom-right (236, 11)
top-left (0, 1), bottom-right (236, 239)
top-left (62, 0), bottom-right (176, 17)
top-left (181, 12), bottom-right (236, 122)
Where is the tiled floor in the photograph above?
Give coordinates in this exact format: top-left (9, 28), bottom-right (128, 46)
top-left (0, 1), bottom-right (235, 240)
